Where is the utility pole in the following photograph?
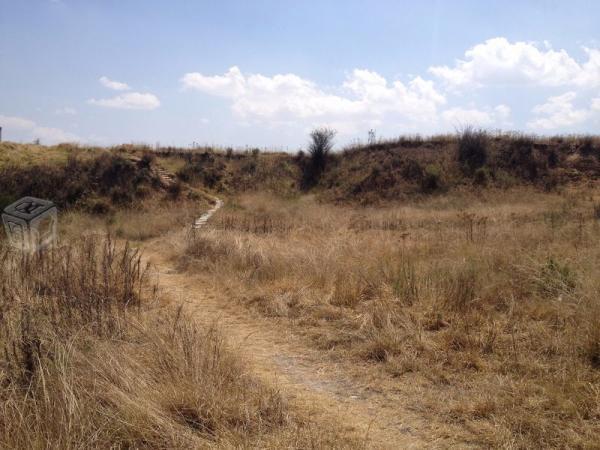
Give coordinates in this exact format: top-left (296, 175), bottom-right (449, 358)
top-left (368, 129), bottom-right (376, 145)
top-left (0, 126), bottom-right (2, 142)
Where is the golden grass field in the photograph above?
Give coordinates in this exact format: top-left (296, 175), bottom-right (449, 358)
top-left (179, 188), bottom-right (600, 448)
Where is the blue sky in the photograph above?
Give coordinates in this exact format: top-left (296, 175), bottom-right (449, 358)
top-left (1, 0), bottom-right (599, 149)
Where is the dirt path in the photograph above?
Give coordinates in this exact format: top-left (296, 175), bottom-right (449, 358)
top-left (142, 197), bottom-right (454, 449)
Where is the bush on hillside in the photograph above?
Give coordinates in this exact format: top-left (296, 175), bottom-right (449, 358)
top-left (498, 134), bottom-right (541, 181)
top-left (302, 127), bottom-right (336, 189)
top-left (457, 126), bottom-right (488, 175)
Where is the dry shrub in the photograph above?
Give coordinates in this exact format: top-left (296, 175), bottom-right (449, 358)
top-left (457, 126), bottom-right (488, 175)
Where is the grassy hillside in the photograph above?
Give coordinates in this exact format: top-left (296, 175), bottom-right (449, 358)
top-left (152, 132), bottom-right (600, 202)
top-left (321, 132), bottom-right (600, 202)
top-left (0, 142), bottom-right (100, 168)
top-left (0, 142), bottom-right (213, 214)
top-left (3, 131), bottom-right (599, 207)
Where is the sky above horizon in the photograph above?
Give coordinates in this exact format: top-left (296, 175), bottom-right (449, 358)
top-left (1, 0), bottom-right (599, 150)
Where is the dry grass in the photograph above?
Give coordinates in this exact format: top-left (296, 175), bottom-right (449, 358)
top-left (57, 195), bottom-right (212, 244)
top-left (0, 236), bottom-right (361, 449)
top-left (108, 198), bottom-right (209, 241)
top-left (0, 142), bottom-right (100, 168)
top-left (181, 189), bottom-right (600, 448)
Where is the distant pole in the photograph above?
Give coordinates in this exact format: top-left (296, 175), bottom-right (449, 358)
top-left (0, 126), bottom-right (2, 142)
top-left (368, 129), bottom-right (376, 145)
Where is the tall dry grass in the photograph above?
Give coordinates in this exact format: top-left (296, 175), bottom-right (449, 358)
top-left (0, 236), bottom-right (360, 448)
top-left (180, 190), bottom-right (600, 448)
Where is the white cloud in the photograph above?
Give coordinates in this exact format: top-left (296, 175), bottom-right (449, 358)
top-left (527, 92), bottom-right (590, 130)
top-left (429, 37), bottom-right (600, 89)
top-left (181, 67), bottom-right (245, 97)
top-left (99, 76), bottom-right (131, 91)
top-left (91, 77), bottom-right (159, 111)
top-left (181, 66), bottom-right (446, 131)
top-left (441, 104), bottom-right (512, 127)
top-left (0, 114), bottom-right (79, 143)
top-left (179, 42), bottom-right (600, 138)
top-left (88, 92), bottom-right (160, 110)
top-left (579, 48), bottom-right (600, 87)
top-left (0, 115), bottom-right (36, 130)
top-left (55, 107), bottom-right (77, 115)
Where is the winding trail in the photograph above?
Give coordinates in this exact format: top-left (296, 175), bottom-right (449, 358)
top-left (142, 188), bottom-right (459, 449)
top-left (192, 198), bottom-right (223, 229)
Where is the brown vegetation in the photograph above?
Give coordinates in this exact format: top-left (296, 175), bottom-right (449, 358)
top-left (2, 136), bottom-right (600, 447)
top-left (0, 148), bottom-right (157, 211)
top-left (180, 189), bottom-right (600, 447)
top-left (0, 236), bottom-right (361, 448)
top-left (146, 132), bottom-right (600, 205)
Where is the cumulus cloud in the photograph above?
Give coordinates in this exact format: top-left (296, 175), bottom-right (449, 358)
top-left (429, 37), bottom-right (600, 88)
top-left (527, 92), bottom-right (591, 130)
top-left (0, 114), bottom-right (79, 143)
top-left (179, 39), bottom-right (600, 137)
top-left (88, 92), bottom-right (160, 110)
top-left (91, 77), bottom-right (159, 110)
top-left (441, 104), bottom-right (512, 127)
top-left (99, 76), bottom-right (131, 91)
top-left (181, 67), bottom-right (245, 98)
top-left (181, 66), bottom-right (445, 131)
